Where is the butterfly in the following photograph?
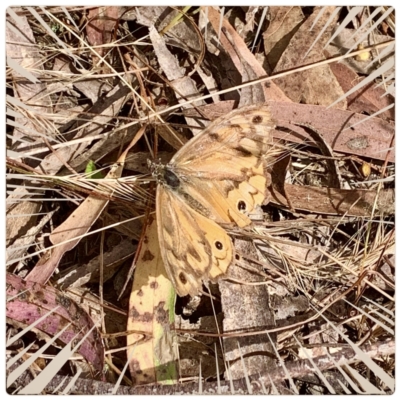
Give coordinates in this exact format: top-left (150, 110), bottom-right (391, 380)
top-left (150, 104), bottom-right (275, 297)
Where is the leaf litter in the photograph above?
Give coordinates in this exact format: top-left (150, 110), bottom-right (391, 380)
top-left (6, 6), bottom-right (394, 395)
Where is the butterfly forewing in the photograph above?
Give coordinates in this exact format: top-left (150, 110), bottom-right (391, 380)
top-left (168, 104), bottom-right (274, 227)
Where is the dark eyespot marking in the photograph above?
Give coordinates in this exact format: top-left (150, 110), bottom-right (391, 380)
top-left (215, 241), bottom-right (223, 250)
top-left (209, 132), bottom-right (220, 140)
top-left (235, 254), bottom-right (241, 261)
top-left (238, 200), bottom-right (247, 211)
top-left (179, 272), bottom-right (187, 284)
top-left (164, 168), bottom-right (180, 188)
top-left (252, 115), bottom-right (263, 124)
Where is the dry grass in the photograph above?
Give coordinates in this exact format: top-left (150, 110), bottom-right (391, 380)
top-left (6, 6), bottom-right (394, 395)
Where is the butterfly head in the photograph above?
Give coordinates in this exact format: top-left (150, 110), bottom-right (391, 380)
top-left (148, 159), bottom-right (180, 189)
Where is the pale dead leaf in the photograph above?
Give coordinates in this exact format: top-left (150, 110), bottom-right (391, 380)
top-left (127, 216), bottom-right (178, 385)
top-left (6, 201), bottom-right (40, 246)
top-left (149, 25), bottom-right (206, 132)
top-left (268, 101), bottom-right (394, 162)
top-left (7, 208), bottom-right (57, 263)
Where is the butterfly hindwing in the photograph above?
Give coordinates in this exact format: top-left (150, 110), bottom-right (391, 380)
top-left (156, 185), bottom-right (233, 297)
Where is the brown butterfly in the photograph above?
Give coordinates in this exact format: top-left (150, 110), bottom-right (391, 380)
top-left (150, 104), bottom-right (275, 297)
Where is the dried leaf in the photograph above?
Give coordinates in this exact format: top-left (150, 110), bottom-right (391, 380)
top-left (269, 101), bottom-right (394, 162)
top-left (149, 25), bottom-right (206, 132)
top-left (127, 216), bottom-right (178, 385)
top-left (263, 6), bottom-right (304, 73)
top-left (269, 183), bottom-right (394, 217)
top-left (87, 7), bottom-right (120, 61)
top-left (329, 60), bottom-right (395, 120)
top-left (7, 208), bottom-right (56, 263)
top-left (220, 239), bottom-right (276, 380)
top-left (205, 6), bottom-right (290, 104)
top-left (6, 273), bottom-right (104, 372)
top-left (273, 6), bottom-right (346, 108)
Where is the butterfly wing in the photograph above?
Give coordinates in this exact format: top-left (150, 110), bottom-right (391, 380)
top-left (156, 184), bottom-right (233, 297)
top-left (169, 104), bottom-right (274, 227)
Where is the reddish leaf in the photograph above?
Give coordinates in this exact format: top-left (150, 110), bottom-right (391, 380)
top-left (329, 60), bottom-right (395, 121)
top-left (87, 7), bottom-right (120, 57)
top-left (6, 273), bottom-right (104, 372)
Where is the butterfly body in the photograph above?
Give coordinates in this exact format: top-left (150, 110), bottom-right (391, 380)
top-left (152, 104), bottom-right (275, 297)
